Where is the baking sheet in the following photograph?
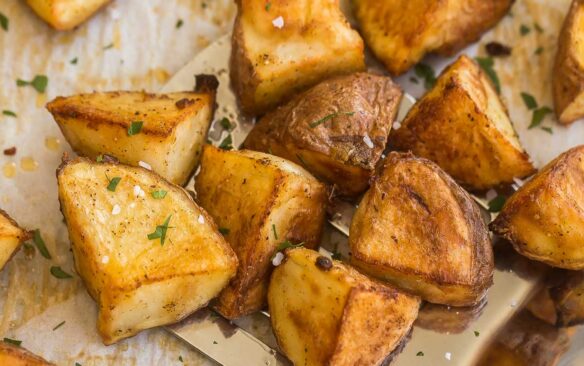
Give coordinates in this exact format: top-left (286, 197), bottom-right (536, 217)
top-left (0, 0), bottom-right (583, 365)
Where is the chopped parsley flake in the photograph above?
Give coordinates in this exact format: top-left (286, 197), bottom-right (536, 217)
top-left (52, 321), bottom-right (66, 331)
top-left (151, 190), bottom-right (167, 199)
top-left (272, 224), bottom-right (278, 240)
top-left (178, 356), bottom-right (184, 362)
top-left (70, 57), bottom-right (78, 65)
top-left (416, 351), bottom-right (424, 357)
top-left (96, 155), bottom-right (104, 163)
top-left (213, 341), bottom-right (218, 344)
top-left (520, 24), bottom-right (531, 35)
top-left (2, 110), bottom-right (17, 117)
top-left (148, 215), bottom-right (173, 246)
top-left (0, 12), bottom-right (8, 32)
top-left (219, 134), bottom-right (233, 150)
top-left (541, 126), bottom-right (553, 134)
top-left (488, 195), bottom-right (507, 213)
top-left (103, 43), bottom-right (114, 50)
top-left (265, 2), bottom-right (272, 11)
top-left (3, 338), bottom-right (21, 346)
top-left (76, 363), bottom-right (82, 366)
top-left (176, 19), bottom-right (183, 29)
top-left (219, 117), bottom-right (233, 130)
top-left (50, 266), bottom-right (73, 279)
top-left (16, 75), bottom-right (48, 93)
top-left (534, 23), bottom-right (544, 33)
top-left (128, 121), bottom-right (143, 136)
top-left (535, 47), bottom-right (544, 55)
top-left (107, 176), bottom-right (122, 192)
top-left (309, 111), bottom-right (355, 128)
top-left (475, 57), bottom-right (501, 93)
top-left (474, 330), bottom-right (480, 337)
top-left (529, 106), bottom-right (553, 129)
top-left (520, 92), bottom-right (538, 110)
top-left (33, 229), bottom-right (52, 259)
top-left (272, 240), bottom-right (304, 259)
top-left (219, 227), bottom-right (230, 235)
top-left (414, 63), bottom-right (436, 89)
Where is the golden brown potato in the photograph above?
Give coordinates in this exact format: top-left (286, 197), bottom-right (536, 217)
top-left (0, 342), bottom-right (55, 366)
top-left (231, 0), bottom-right (365, 115)
top-left (349, 152), bottom-right (493, 306)
top-left (243, 72), bottom-right (402, 197)
top-left (0, 210), bottom-right (29, 271)
top-left (47, 75), bottom-right (218, 186)
top-left (553, 0), bottom-right (584, 125)
top-left (476, 311), bottom-right (573, 366)
top-left (26, 0), bottom-right (111, 30)
top-left (490, 145), bottom-right (584, 270)
top-left (390, 55), bottom-right (535, 191)
top-left (58, 157), bottom-right (238, 344)
top-left (415, 300), bottom-right (486, 334)
top-left (195, 145), bottom-right (327, 319)
top-left (352, 0), bottom-right (513, 75)
top-left (268, 248), bottom-right (420, 366)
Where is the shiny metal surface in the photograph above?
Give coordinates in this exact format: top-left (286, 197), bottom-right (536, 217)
top-left (162, 34), bottom-right (546, 366)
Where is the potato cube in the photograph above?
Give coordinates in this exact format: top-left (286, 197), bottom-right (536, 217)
top-left (0, 210), bottom-right (28, 271)
top-left (26, 0), bottom-right (112, 30)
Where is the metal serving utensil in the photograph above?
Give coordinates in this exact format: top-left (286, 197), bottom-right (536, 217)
top-left (162, 34), bottom-right (542, 366)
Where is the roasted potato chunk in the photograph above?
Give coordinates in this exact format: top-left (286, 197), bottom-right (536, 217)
top-left (352, 0), bottom-right (513, 75)
top-left (390, 55), bottom-right (535, 191)
top-left (195, 145), bottom-right (327, 319)
top-left (415, 300), bottom-right (486, 334)
top-left (491, 145), bottom-right (584, 270)
top-left (553, 0), bottom-right (584, 125)
top-left (268, 248), bottom-right (420, 366)
top-left (47, 75), bottom-right (218, 186)
top-left (26, 0), bottom-right (111, 30)
top-left (0, 210), bottom-right (28, 271)
top-left (349, 152), bottom-right (493, 306)
top-left (0, 342), bottom-right (55, 366)
top-left (57, 157), bottom-right (238, 344)
top-left (231, 0), bottom-right (365, 115)
top-left (476, 311), bottom-right (573, 366)
top-left (243, 73), bottom-right (402, 197)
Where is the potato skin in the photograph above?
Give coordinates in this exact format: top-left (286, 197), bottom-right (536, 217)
top-left (491, 145), bottom-right (584, 270)
top-left (243, 72), bottom-right (402, 197)
top-left (268, 248), bottom-right (420, 366)
top-left (390, 55), bottom-right (535, 191)
top-left (195, 146), bottom-right (327, 319)
top-left (553, 0), bottom-right (584, 125)
top-left (0, 209), bottom-right (29, 272)
top-left (231, 0), bottom-right (365, 115)
top-left (352, 0), bottom-right (513, 75)
top-left (26, 0), bottom-right (111, 30)
top-left (349, 152), bottom-right (493, 306)
top-left (58, 157), bottom-right (238, 344)
top-left (0, 342), bottom-right (55, 366)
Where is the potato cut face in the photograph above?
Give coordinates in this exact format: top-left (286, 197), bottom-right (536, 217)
top-left (26, 0), bottom-right (111, 30)
top-left (553, 0), bottom-right (584, 124)
top-left (390, 55), bottom-right (535, 191)
top-left (349, 152), bottom-right (493, 306)
top-left (195, 146), bottom-right (327, 319)
top-left (0, 342), bottom-right (55, 366)
top-left (231, 0), bottom-right (365, 115)
top-left (352, 0), bottom-right (512, 75)
top-left (243, 72), bottom-right (402, 197)
top-left (491, 146), bottom-right (584, 270)
top-left (57, 158), bottom-right (238, 344)
top-left (47, 76), bottom-right (218, 186)
top-left (268, 248), bottom-right (420, 366)
top-left (0, 210), bottom-right (28, 271)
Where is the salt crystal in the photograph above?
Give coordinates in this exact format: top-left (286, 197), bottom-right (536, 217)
top-left (101, 256), bottom-right (110, 264)
top-left (393, 121), bottom-right (401, 130)
top-left (272, 16), bottom-right (284, 28)
top-left (363, 134), bottom-right (374, 148)
top-left (272, 252), bottom-right (284, 266)
top-left (445, 352), bottom-right (452, 361)
top-left (198, 214), bottom-right (205, 224)
top-left (139, 161), bottom-right (152, 170)
top-left (111, 204), bottom-right (121, 215)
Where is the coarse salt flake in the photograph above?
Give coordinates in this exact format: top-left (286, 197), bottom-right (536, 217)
top-left (272, 252), bottom-right (284, 266)
top-left (101, 256), bottom-right (110, 264)
top-left (139, 161), bottom-right (152, 170)
top-left (445, 352), bottom-right (452, 361)
top-left (198, 214), bottom-right (205, 224)
top-left (393, 121), bottom-right (401, 130)
top-left (363, 134), bottom-right (374, 149)
top-left (111, 204), bottom-right (121, 215)
top-left (133, 185), bottom-right (141, 197)
top-left (272, 16), bottom-right (284, 28)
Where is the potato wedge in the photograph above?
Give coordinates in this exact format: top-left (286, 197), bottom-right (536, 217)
top-left (390, 55), bottom-right (535, 191)
top-left (195, 145), bottom-right (327, 319)
top-left (231, 0), bottom-right (365, 115)
top-left (490, 145), bottom-right (584, 270)
top-left (0, 342), bottom-right (55, 366)
top-left (0, 209), bottom-right (29, 271)
top-left (349, 152), bottom-right (493, 306)
top-left (57, 157), bottom-right (238, 344)
top-left (553, 0), bottom-right (584, 125)
top-left (476, 311), bottom-right (573, 366)
top-left (268, 248), bottom-right (420, 366)
top-left (352, 0), bottom-right (513, 75)
top-left (243, 72), bottom-right (402, 197)
top-left (47, 75), bottom-right (218, 186)
top-left (26, 0), bottom-right (111, 30)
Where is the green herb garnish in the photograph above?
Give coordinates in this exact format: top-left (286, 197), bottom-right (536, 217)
top-left (107, 176), bottom-right (121, 192)
top-left (3, 338), bottom-right (21, 346)
top-left (148, 215), bottom-right (173, 245)
top-left (520, 92), bottom-right (537, 110)
top-left (128, 121), bottom-right (143, 136)
top-left (178, 356), bottom-right (184, 363)
top-left (70, 57), bottom-right (78, 65)
top-left (520, 24), bottom-right (530, 35)
top-left (2, 110), bottom-right (16, 117)
top-left (534, 23), bottom-right (544, 33)
top-left (474, 330), bottom-right (480, 337)
top-left (309, 111), bottom-right (355, 128)
top-left (475, 57), bottom-right (501, 93)
top-left (96, 155), bottom-right (104, 163)
top-left (103, 43), bottom-right (114, 50)
top-left (151, 190), bottom-right (167, 199)
top-left (535, 47), bottom-right (544, 55)
top-left (76, 363), bottom-right (82, 366)
top-left (529, 106), bottom-right (553, 129)
top-left (488, 195), bottom-right (507, 213)
top-left (416, 351), bottom-right (424, 357)
top-left (33, 229), bottom-right (51, 259)
top-left (50, 266), bottom-right (73, 279)
top-left (272, 224), bottom-right (278, 240)
top-left (414, 63), bottom-right (436, 89)
top-left (541, 126), bottom-right (553, 134)
top-left (219, 134), bottom-right (233, 150)
top-left (265, 2), bottom-right (272, 11)
top-left (0, 12), bottom-right (8, 32)
top-left (219, 117), bottom-right (233, 130)
top-left (16, 75), bottom-right (48, 93)
top-left (219, 227), bottom-right (230, 235)
top-left (176, 19), bottom-right (184, 29)
top-left (271, 240), bottom-right (304, 259)
top-left (52, 321), bottom-right (66, 331)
